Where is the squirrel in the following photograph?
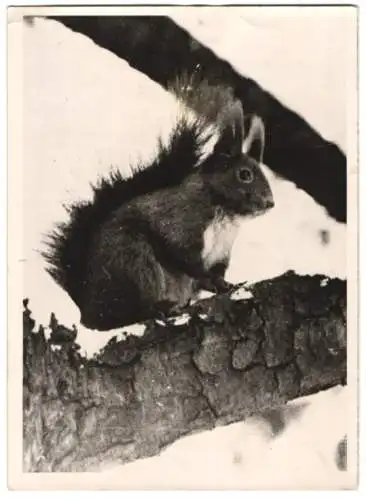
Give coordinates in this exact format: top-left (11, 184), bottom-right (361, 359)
top-left (43, 81), bottom-right (274, 331)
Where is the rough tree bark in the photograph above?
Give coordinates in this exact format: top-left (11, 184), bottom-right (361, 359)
top-left (23, 272), bottom-right (346, 473)
top-left (44, 15), bottom-right (346, 222)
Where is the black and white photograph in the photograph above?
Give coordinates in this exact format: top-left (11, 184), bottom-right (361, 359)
top-left (7, 3), bottom-right (358, 490)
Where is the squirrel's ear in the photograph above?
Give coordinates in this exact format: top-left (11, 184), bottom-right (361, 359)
top-left (242, 115), bottom-right (265, 164)
top-left (213, 100), bottom-right (244, 157)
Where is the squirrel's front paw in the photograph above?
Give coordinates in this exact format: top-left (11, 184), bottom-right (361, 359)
top-left (199, 276), bottom-right (233, 294)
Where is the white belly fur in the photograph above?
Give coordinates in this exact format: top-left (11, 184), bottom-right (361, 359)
top-left (202, 211), bottom-right (242, 270)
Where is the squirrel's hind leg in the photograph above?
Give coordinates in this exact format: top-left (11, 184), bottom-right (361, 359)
top-left (81, 227), bottom-right (195, 330)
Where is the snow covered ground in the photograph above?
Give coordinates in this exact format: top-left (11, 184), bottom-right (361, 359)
top-left (20, 9), bottom-right (355, 488)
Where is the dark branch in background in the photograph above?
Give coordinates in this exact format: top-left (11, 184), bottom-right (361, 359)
top-left (46, 15), bottom-right (346, 223)
top-left (23, 272), bottom-right (346, 472)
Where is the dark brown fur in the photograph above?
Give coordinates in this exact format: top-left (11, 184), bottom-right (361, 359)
top-left (44, 83), bottom-right (274, 330)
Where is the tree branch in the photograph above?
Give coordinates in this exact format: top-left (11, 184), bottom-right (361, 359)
top-left (44, 15), bottom-right (346, 222)
top-left (23, 272), bottom-right (346, 472)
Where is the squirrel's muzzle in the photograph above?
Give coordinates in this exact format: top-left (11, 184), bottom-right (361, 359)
top-left (264, 197), bottom-right (275, 209)
top-left (262, 190), bottom-right (275, 210)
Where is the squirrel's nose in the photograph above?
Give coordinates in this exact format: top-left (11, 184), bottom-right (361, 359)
top-left (264, 195), bottom-right (275, 209)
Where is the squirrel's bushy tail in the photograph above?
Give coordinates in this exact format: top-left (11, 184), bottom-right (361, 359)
top-left (43, 79), bottom-right (239, 306)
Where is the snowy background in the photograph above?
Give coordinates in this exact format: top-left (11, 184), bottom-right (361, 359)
top-left (21, 8), bottom-right (354, 488)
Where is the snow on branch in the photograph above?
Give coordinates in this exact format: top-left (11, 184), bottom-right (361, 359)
top-left (23, 272), bottom-right (346, 472)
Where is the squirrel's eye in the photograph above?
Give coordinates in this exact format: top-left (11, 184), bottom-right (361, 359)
top-left (237, 167), bottom-right (254, 183)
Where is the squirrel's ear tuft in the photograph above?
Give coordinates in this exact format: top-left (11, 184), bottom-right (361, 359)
top-left (213, 100), bottom-right (244, 157)
top-left (242, 115), bottom-right (265, 164)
